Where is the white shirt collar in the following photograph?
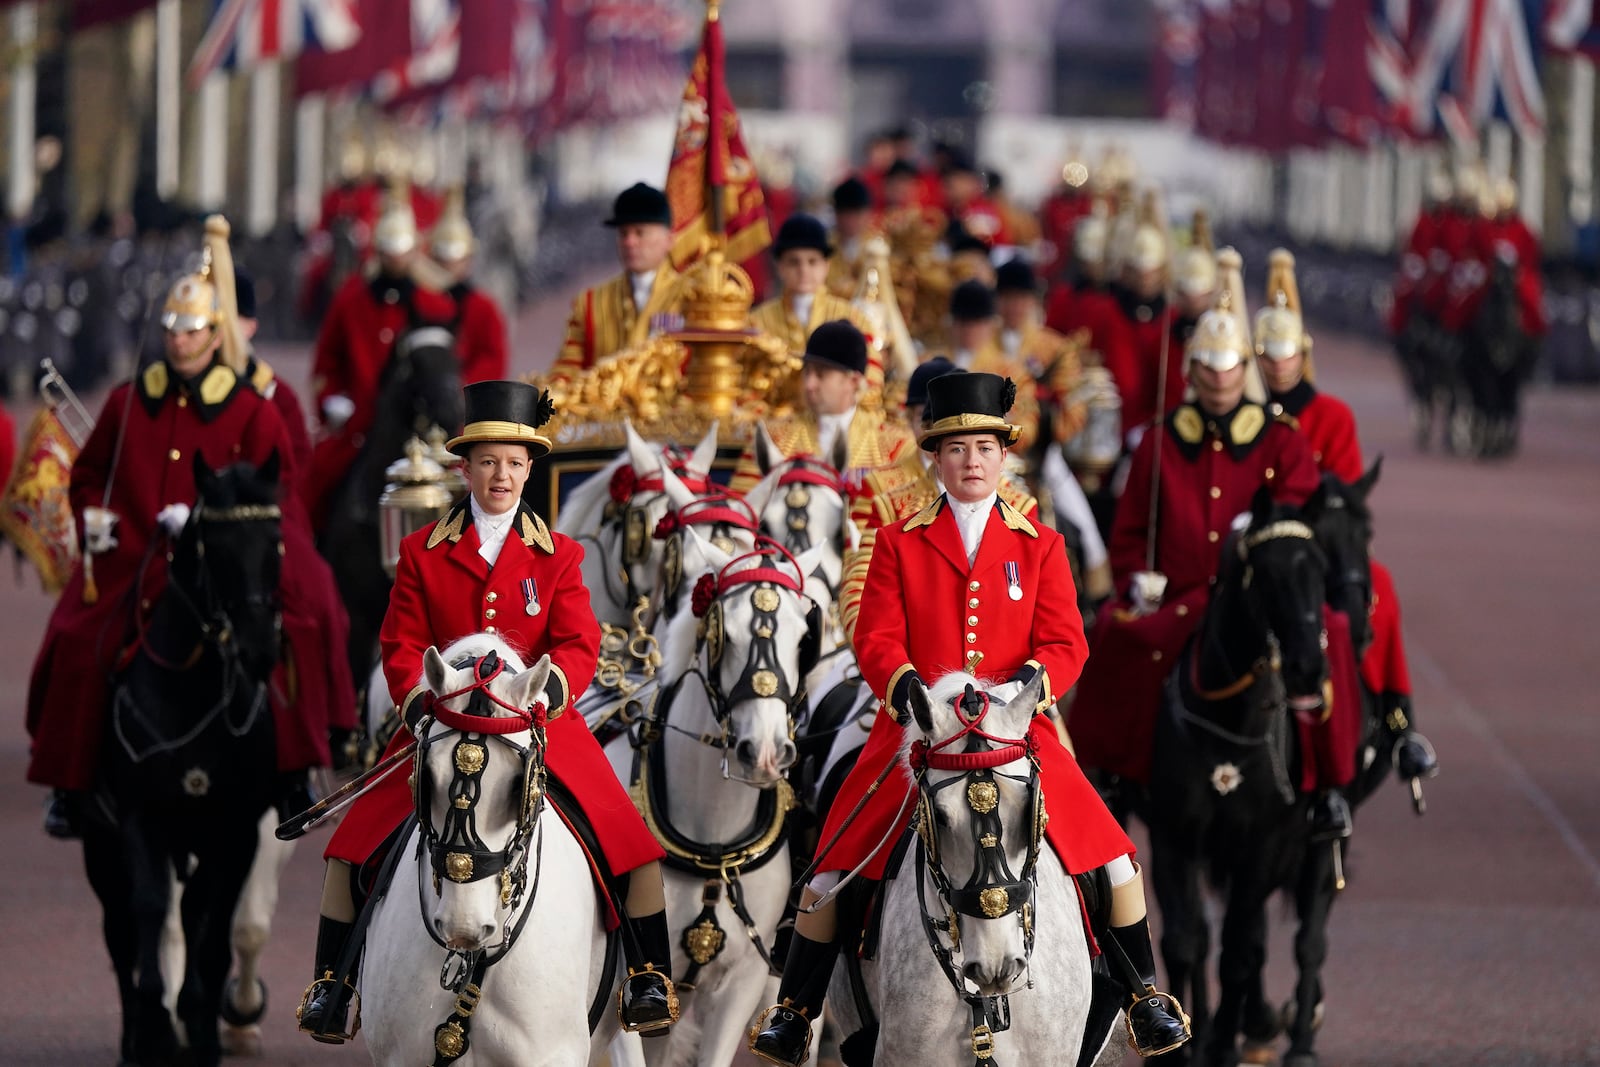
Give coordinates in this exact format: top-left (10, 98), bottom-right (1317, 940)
top-left (790, 292), bottom-right (815, 325)
top-left (1001, 328), bottom-right (1022, 356)
top-left (953, 348), bottom-right (975, 370)
top-left (470, 495), bottom-right (518, 568)
top-left (947, 491), bottom-right (998, 565)
top-left (817, 405), bottom-right (856, 460)
top-left (630, 270), bottom-right (655, 312)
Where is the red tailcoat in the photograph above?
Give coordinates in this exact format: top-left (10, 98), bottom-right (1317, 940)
top-left (449, 283), bottom-right (511, 385)
top-left (249, 359), bottom-right (313, 479)
top-left (325, 500), bottom-right (664, 879)
top-left (26, 359), bottom-right (332, 788)
top-left (821, 497), bottom-right (1133, 880)
top-left (304, 274), bottom-right (457, 528)
top-left (1279, 380), bottom-right (1411, 700)
top-left (1445, 215), bottom-right (1547, 335)
top-left (1069, 403), bottom-right (1320, 782)
top-left (0, 401), bottom-right (15, 492)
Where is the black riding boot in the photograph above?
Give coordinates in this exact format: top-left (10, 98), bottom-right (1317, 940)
top-left (43, 789), bottom-right (80, 840)
top-left (1309, 789), bottom-right (1353, 842)
top-left (296, 917), bottom-right (359, 1044)
top-left (1383, 692), bottom-right (1440, 782)
top-left (619, 910), bottom-right (679, 1036)
top-left (1108, 918), bottom-right (1191, 1058)
top-left (749, 933), bottom-right (840, 1067)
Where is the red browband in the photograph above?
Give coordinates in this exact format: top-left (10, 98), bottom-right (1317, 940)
top-left (776, 455), bottom-right (845, 494)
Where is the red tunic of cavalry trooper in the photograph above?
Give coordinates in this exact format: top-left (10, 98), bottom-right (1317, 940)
top-left (29, 220), bottom-right (344, 836)
top-left (299, 381), bottom-right (678, 1044)
top-left (303, 199), bottom-right (458, 529)
top-left (429, 188), bottom-right (510, 387)
top-left (749, 372), bottom-right (1191, 1067)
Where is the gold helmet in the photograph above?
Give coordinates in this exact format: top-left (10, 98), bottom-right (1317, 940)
top-left (430, 186), bottom-right (475, 263)
top-left (1173, 209), bottom-right (1217, 298)
top-left (1127, 187), bottom-right (1170, 274)
top-left (1253, 248), bottom-right (1304, 361)
top-left (1074, 203), bottom-right (1110, 267)
top-left (1185, 247), bottom-right (1264, 401)
top-left (374, 179), bottom-right (419, 257)
top-left (161, 216), bottom-right (247, 373)
top-left (1494, 176), bottom-right (1518, 216)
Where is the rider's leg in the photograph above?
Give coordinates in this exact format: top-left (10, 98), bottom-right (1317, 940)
top-left (749, 875), bottom-right (842, 1067)
top-left (618, 860), bottom-right (679, 1036)
top-left (296, 860), bottom-right (360, 1043)
top-left (1106, 855), bottom-right (1192, 1058)
top-left (43, 788), bottom-right (80, 839)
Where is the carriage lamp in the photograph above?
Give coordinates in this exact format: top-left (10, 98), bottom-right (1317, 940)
top-left (424, 424), bottom-right (470, 496)
top-left (378, 436), bottom-right (456, 577)
top-left (1061, 366), bottom-right (1122, 491)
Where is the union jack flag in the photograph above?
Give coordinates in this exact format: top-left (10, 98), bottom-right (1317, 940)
top-left (370, 0), bottom-right (462, 104)
top-left (1371, 0), bottom-right (1545, 144)
top-left (1546, 0), bottom-right (1600, 53)
top-left (189, 0), bottom-right (360, 87)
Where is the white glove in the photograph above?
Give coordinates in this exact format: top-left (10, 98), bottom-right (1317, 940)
top-left (1125, 424), bottom-right (1147, 453)
top-left (321, 394), bottom-right (356, 430)
top-left (156, 503), bottom-right (192, 537)
top-left (1130, 570), bottom-right (1168, 616)
top-left (83, 506), bottom-right (119, 555)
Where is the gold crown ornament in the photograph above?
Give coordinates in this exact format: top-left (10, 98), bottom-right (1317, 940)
top-left (681, 247), bottom-right (755, 333)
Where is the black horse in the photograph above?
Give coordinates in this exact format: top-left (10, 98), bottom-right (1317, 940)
top-left (1462, 259), bottom-right (1536, 458)
top-left (82, 454), bottom-right (285, 1067)
top-left (317, 325), bottom-right (463, 689)
top-left (1144, 488), bottom-right (1330, 1067)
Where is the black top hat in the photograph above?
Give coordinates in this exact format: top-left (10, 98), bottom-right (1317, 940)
top-left (994, 258), bottom-right (1038, 295)
top-left (918, 371), bottom-right (1021, 450)
top-left (772, 213), bottom-right (834, 258)
top-left (906, 357), bottom-right (959, 410)
top-left (949, 279), bottom-right (997, 322)
top-left (832, 177), bottom-right (872, 213)
top-left (446, 380), bottom-right (557, 458)
top-left (233, 267), bottom-right (257, 319)
top-left (604, 182), bottom-right (673, 228)
top-left (803, 320), bottom-right (869, 376)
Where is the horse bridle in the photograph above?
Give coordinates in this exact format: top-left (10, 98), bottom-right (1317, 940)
top-left (771, 454), bottom-right (846, 556)
top-left (597, 454), bottom-right (712, 609)
top-left (412, 652), bottom-right (550, 959)
top-left (907, 686), bottom-right (1045, 1061)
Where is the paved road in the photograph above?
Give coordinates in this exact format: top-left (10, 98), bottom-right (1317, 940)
top-left (2, 296), bottom-right (1597, 1066)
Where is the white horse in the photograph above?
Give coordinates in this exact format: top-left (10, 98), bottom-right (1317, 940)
top-left (362, 635), bottom-right (619, 1066)
top-left (557, 420), bottom-right (721, 629)
top-left (827, 671), bottom-right (1111, 1067)
top-left (606, 527), bottom-right (825, 1067)
top-left (741, 428), bottom-right (853, 596)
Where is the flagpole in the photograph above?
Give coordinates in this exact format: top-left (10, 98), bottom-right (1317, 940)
top-left (705, 0), bottom-right (725, 239)
top-left (6, 3), bottom-right (38, 226)
top-left (155, 0), bottom-right (181, 201)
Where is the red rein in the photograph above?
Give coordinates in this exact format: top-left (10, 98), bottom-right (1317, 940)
top-left (908, 689), bottom-right (1034, 772)
top-left (427, 656), bottom-right (547, 734)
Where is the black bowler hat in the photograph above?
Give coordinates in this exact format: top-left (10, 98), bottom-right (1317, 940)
top-left (949, 279), bottom-right (997, 322)
top-left (918, 371), bottom-right (1021, 450)
top-left (233, 267), bottom-right (257, 319)
top-left (604, 182), bottom-right (673, 228)
top-left (447, 380), bottom-right (558, 458)
top-left (906, 357), bottom-right (958, 410)
top-left (803, 320), bottom-right (869, 375)
top-left (772, 213), bottom-right (833, 258)
top-left (994, 258), bottom-right (1039, 295)
top-left (832, 177), bottom-right (872, 213)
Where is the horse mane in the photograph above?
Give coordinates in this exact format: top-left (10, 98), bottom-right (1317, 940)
top-left (655, 585), bottom-right (706, 683)
top-left (426, 632), bottom-right (530, 679)
top-left (553, 451), bottom-right (629, 537)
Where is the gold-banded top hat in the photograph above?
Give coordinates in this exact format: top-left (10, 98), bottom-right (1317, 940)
top-left (1185, 247), bottom-right (1252, 374)
top-left (918, 370), bottom-right (1022, 451)
top-left (430, 186), bottom-right (475, 263)
top-left (161, 215), bottom-right (247, 372)
top-left (1254, 248), bottom-right (1304, 361)
top-left (446, 380), bottom-right (557, 458)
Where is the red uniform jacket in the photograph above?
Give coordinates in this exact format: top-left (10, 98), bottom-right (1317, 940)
top-left (1389, 207), bottom-right (1443, 334)
top-left (0, 400), bottom-right (15, 491)
top-left (449, 283), bottom-right (511, 385)
top-left (248, 359), bottom-right (313, 478)
top-left (304, 273), bottom-right (457, 528)
top-left (325, 499), bottom-right (664, 880)
top-left (1069, 402), bottom-right (1320, 782)
top-left (26, 359), bottom-right (332, 788)
top-left (821, 496), bottom-right (1133, 879)
top-left (1046, 282), bottom-right (1142, 425)
top-left (1112, 288), bottom-right (1178, 433)
top-left (1278, 380), bottom-right (1411, 701)
top-left (1037, 192), bottom-right (1095, 281)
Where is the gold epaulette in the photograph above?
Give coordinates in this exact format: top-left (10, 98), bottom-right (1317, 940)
top-left (997, 483), bottom-right (1038, 528)
top-left (518, 509), bottom-right (554, 553)
top-left (903, 495), bottom-right (944, 531)
top-left (997, 496), bottom-right (1039, 538)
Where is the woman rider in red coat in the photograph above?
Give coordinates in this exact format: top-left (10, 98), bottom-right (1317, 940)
top-left (1255, 251), bottom-right (1440, 796)
top-left (749, 373), bottom-right (1190, 1065)
top-left (297, 381), bottom-right (677, 1042)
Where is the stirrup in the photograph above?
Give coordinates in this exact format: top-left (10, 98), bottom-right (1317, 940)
top-left (1125, 987), bottom-right (1192, 1058)
top-left (295, 971), bottom-right (361, 1044)
top-left (617, 964), bottom-right (680, 1034)
top-left (748, 1001), bottom-right (814, 1067)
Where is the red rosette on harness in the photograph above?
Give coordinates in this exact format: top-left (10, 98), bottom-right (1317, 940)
top-left (652, 489), bottom-right (760, 541)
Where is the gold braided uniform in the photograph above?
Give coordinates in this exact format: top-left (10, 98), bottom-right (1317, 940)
top-left (749, 292), bottom-right (871, 355)
top-left (728, 408), bottom-right (914, 501)
top-left (549, 265), bottom-right (685, 378)
top-left (1002, 322), bottom-right (1089, 444)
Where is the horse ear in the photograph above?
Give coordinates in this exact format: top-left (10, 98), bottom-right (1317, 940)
top-left (795, 542), bottom-right (828, 582)
top-left (1014, 670), bottom-right (1047, 720)
top-left (690, 419), bottom-right (720, 476)
top-left (754, 422), bottom-right (783, 476)
top-left (624, 420), bottom-right (656, 478)
top-left (1301, 478), bottom-right (1327, 523)
top-left (1354, 454), bottom-right (1383, 502)
top-left (507, 654), bottom-right (553, 713)
top-left (422, 646), bottom-right (454, 695)
top-left (743, 467), bottom-right (779, 520)
top-left (1250, 484), bottom-right (1275, 526)
top-left (908, 678), bottom-right (935, 734)
top-left (682, 525), bottom-right (732, 577)
top-left (658, 455), bottom-right (696, 510)
top-left (192, 450), bottom-right (213, 493)
top-left (257, 449), bottom-right (281, 489)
